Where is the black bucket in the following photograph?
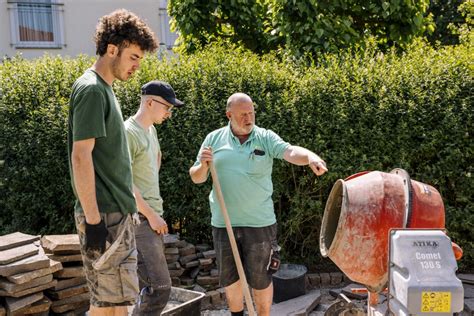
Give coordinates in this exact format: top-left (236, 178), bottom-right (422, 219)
top-left (272, 264), bottom-right (307, 303)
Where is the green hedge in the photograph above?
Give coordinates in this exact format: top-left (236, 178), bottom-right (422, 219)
top-left (0, 41), bottom-right (472, 271)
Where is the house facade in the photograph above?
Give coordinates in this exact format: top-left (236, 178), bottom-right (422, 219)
top-left (0, 0), bottom-right (178, 59)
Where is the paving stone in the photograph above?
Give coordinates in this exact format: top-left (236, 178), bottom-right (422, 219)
top-left (55, 302), bottom-right (90, 315)
top-left (197, 275), bottom-right (219, 286)
top-left (0, 274), bottom-right (53, 294)
top-left (320, 273), bottom-right (331, 286)
top-left (180, 254), bottom-right (198, 265)
top-left (307, 273), bottom-right (321, 288)
top-left (201, 293), bottom-right (212, 310)
top-left (330, 272), bottom-right (343, 285)
top-left (203, 250), bottom-right (216, 259)
top-left (175, 240), bottom-right (188, 248)
top-left (0, 232), bottom-right (40, 251)
top-left (164, 247), bottom-right (179, 255)
top-left (0, 249), bottom-right (50, 277)
top-left (199, 270), bottom-right (210, 276)
top-left (211, 269), bottom-right (219, 277)
top-left (193, 284), bottom-right (207, 293)
top-left (46, 283), bottom-right (88, 300)
top-left (207, 290), bottom-right (221, 305)
top-left (41, 235), bottom-right (80, 254)
top-left (199, 258), bottom-right (214, 266)
top-left (169, 269), bottom-right (185, 277)
top-left (185, 260), bottom-right (200, 269)
top-left (5, 291), bottom-right (43, 312)
top-left (270, 289), bottom-right (321, 316)
top-left (163, 234), bottom-right (180, 247)
top-left (189, 267), bottom-right (200, 279)
top-left (51, 292), bottom-right (90, 308)
top-left (167, 261), bottom-right (182, 270)
top-left (0, 279), bottom-right (57, 297)
top-left (179, 244), bottom-right (196, 256)
top-left (51, 299), bottom-right (89, 314)
top-left (46, 253), bottom-right (83, 263)
top-left (0, 306), bottom-right (4, 316)
top-left (0, 243), bottom-right (39, 265)
top-left (6, 259), bottom-right (61, 284)
top-left (171, 277), bottom-right (180, 286)
top-left (53, 266), bottom-right (84, 279)
top-left (53, 276), bottom-right (87, 291)
top-left (10, 295), bottom-right (51, 316)
top-left (180, 277), bottom-right (194, 286)
top-left (165, 254), bottom-right (180, 264)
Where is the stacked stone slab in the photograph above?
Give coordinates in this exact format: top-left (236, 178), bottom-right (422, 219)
top-left (41, 234), bottom-right (89, 315)
top-left (164, 234), bottom-right (220, 291)
top-left (0, 232), bottom-right (61, 315)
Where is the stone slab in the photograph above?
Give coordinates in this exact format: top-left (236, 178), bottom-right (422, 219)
top-left (46, 253), bottom-right (83, 263)
top-left (51, 292), bottom-right (90, 309)
top-left (0, 280), bottom-right (56, 298)
top-left (41, 235), bottom-right (80, 253)
top-left (55, 303), bottom-right (90, 315)
top-left (0, 306), bottom-right (5, 316)
top-left (54, 276), bottom-right (87, 291)
top-left (185, 260), bottom-right (199, 269)
top-left (199, 258), bottom-right (213, 266)
top-left (53, 266), bottom-right (85, 279)
top-left (196, 275), bottom-right (219, 286)
top-left (0, 232), bottom-right (40, 251)
top-left (271, 289), bottom-right (321, 316)
top-left (51, 300), bottom-right (90, 314)
top-left (0, 243), bottom-right (39, 265)
top-left (10, 296), bottom-right (51, 316)
top-left (5, 291), bottom-right (43, 312)
top-left (203, 250), bottom-right (216, 259)
top-left (169, 269), bottom-right (185, 278)
top-left (0, 250), bottom-right (50, 277)
top-left (6, 259), bottom-right (62, 284)
top-left (179, 254), bottom-right (198, 265)
top-left (0, 274), bottom-right (52, 294)
top-left (46, 283), bottom-right (89, 300)
top-left (179, 244), bottom-right (196, 256)
top-left (163, 234), bottom-right (180, 247)
top-left (164, 247), bottom-right (179, 255)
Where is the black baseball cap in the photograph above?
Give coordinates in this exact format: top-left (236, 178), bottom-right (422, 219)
top-left (141, 81), bottom-right (184, 107)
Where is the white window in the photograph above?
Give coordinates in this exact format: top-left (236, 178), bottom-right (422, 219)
top-left (8, 0), bottom-right (64, 48)
top-left (158, 1), bottom-right (178, 50)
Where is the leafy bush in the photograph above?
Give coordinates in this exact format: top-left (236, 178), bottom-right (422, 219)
top-left (0, 41), bottom-right (472, 271)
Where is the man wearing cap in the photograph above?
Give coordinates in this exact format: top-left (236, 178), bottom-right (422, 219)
top-left (189, 93), bottom-right (327, 316)
top-left (125, 81), bottom-right (184, 315)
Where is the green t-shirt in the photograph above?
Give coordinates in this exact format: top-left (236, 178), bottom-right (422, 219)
top-left (125, 117), bottom-right (164, 215)
top-left (194, 124), bottom-right (290, 228)
top-left (68, 69), bottom-right (137, 214)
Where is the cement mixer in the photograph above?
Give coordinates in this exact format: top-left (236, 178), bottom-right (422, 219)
top-left (320, 169), bottom-right (464, 315)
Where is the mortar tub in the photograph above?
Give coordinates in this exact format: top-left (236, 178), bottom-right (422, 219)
top-left (273, 264), bottom-right (307, 303)
top-left (161, 286), bottom-right (205, 316)
top-left (319, 169), bottom-right (444, 292)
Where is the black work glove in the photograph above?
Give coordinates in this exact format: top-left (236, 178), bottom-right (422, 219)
top-left (85, 220), bottom-right (108, 254)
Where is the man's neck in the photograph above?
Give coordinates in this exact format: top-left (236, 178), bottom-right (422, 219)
top-left (231, 127), bottom-right (250, 144)
top-left (133, 110), bottom-right (153, 130)
top-left (92, 58), bottom-right (114, 86)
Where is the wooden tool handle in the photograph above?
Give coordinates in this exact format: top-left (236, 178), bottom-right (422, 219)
top-left (209, 163), bottom-right (256, 316)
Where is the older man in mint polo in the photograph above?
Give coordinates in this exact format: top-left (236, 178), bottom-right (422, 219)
top-left (189, 92), bottom-right (328, 316)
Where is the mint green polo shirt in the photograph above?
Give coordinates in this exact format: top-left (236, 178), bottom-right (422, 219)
top-left (194, 124), bottom-right (290, 228)
top-left (125, 117), bottom-right (164, 215)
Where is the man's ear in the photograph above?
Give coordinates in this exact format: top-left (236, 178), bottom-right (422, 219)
top-left (226, 111), bottom-right (232, 120)
top-left (106, 44), bottom-right (118, 57)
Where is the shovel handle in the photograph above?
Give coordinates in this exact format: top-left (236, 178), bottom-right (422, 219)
top-left (209, 163), bottom-right (256, 316)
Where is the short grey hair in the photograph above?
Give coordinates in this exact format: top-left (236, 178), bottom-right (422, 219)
top-left (226, 93), bottom-right (252, 110)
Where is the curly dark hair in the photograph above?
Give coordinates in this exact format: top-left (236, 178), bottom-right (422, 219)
top-left (94, 9), bottom-right (158, 56)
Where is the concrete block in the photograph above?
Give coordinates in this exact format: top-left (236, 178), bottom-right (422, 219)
top-left (320, 273), bottom-right (331, 286)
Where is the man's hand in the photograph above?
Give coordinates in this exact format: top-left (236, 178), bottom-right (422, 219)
top-left (199, 147), bottom-right (213, 167)
top-left (309, 157), bottom-right (328, 176)
top-left (147, 212), bottom-right (168, 235)
top-left (85, 220), bottom-right (108, 254)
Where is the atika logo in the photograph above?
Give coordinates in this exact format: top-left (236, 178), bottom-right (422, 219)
top-left (413, 240), bottom-right (439, 248)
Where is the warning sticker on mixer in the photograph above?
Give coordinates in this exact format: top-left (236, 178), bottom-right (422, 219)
top-left (421, 292), bottom-right (451, 313)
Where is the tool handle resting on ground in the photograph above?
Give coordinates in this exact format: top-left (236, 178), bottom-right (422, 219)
top-left (209, 163), bottom-right (256, 316)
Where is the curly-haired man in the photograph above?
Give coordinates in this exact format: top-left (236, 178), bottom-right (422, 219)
top-left (67, 9), bottom-right (157, 316)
